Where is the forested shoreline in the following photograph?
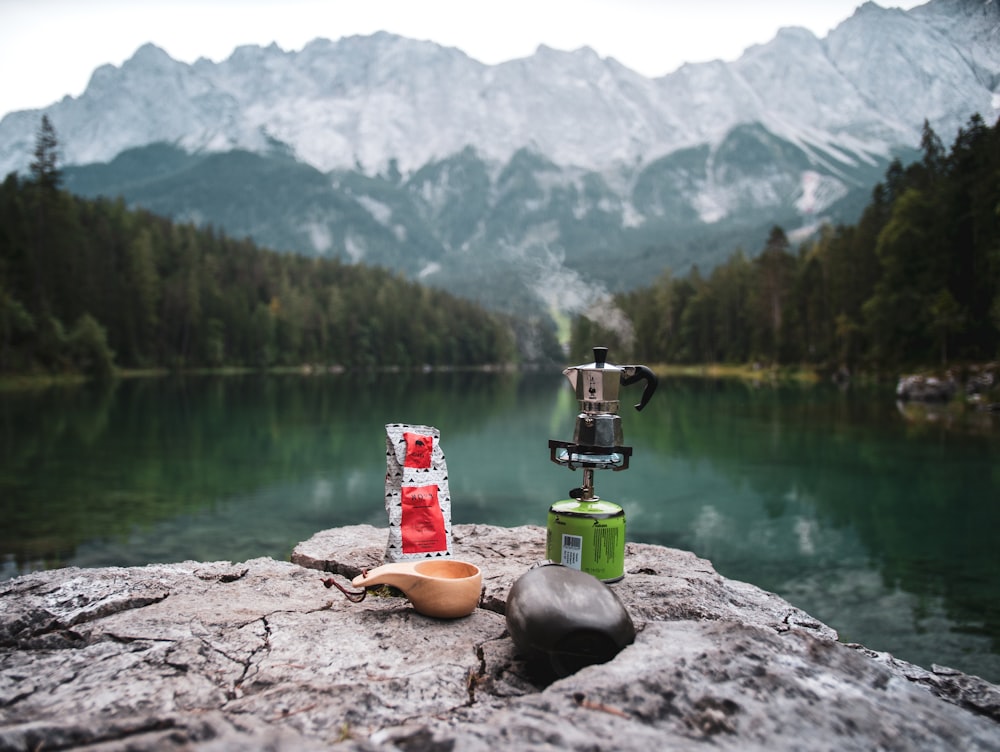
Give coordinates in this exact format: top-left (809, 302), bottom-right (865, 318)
top-left (570, 115), bottom-right (1000, 374)
top-left (0, 120), bottom-right (555, 379)
top-left (3, 115), bottom-right (998, 382)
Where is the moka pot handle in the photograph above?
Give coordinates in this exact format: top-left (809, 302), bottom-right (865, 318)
top-left (620, 365), bottom-right (658, 411)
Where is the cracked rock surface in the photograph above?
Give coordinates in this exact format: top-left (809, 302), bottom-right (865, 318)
top-left (1, 524), bottom-right (998, 750)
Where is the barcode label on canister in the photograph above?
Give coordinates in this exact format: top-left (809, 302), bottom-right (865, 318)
top-left (561, 534), bottom-right (583, 569)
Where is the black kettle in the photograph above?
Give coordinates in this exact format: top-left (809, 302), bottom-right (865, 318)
top-left (505, 563), bottom-right (636, 680)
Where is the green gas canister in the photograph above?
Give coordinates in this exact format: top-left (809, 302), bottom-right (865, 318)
top-left (546, 498), bottom-right (626, 583)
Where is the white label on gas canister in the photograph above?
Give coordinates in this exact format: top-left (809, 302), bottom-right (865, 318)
top-left (561, 534), bottom-right (583, 569)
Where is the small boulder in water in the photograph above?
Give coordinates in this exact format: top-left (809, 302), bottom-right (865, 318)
top-left (896, 374), bottom-right (957, 402)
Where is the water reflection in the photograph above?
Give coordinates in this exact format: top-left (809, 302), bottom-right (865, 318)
top-left (0, 372), bottom-right (567, 575)
top-left (623, 378), bottom-right (1000, 681)
top-left (1, 373), bottom-right (998, 682)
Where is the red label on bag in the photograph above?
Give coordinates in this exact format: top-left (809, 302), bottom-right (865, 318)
top-left (403, 432), bottom-right (433, 469)
top-left (400, 484), bottom-right (446, 553)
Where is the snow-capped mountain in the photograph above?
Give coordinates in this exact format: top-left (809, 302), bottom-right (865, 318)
top-left (3, 0), bottom-right (994, 176)
top-left (1, 0), bottom-right (997, 316)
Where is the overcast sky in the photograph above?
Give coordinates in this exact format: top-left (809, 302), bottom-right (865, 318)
top-left (1, 0), bottom-right (925, 119)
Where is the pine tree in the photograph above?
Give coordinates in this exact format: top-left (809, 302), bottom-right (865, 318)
top-left (752, 226), bottom-right (795, 362)
top-left (29, 115), bottom-right (61, 191)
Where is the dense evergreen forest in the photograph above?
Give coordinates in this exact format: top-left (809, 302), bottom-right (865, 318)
top-left (571, 115), bottom-right (1000, 372)
top-left (0, 118), bottom-right (558, 379)
top-left (5, 114), bottom-right (998, 380)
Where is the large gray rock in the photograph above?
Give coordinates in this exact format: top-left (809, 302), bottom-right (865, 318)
top-left (0, 524), bottom-right (997, 750)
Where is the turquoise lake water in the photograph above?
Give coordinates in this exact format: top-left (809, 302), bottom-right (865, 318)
top-left (1, 372), bottom-right (998, 682)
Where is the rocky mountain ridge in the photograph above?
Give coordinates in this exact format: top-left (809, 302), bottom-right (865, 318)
top-left (3, 0), bottom-right (997, 177)
top-left (1, 0), bottom-right (997, 317)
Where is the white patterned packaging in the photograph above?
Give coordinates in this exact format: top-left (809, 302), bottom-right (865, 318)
top-left (383, 423), bottom-right (453, 561)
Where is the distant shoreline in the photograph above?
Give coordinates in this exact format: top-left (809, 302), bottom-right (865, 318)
top-left (3, 361), bottom-right (996, 393)
top-left (0, 362), bottom-right (528, 391)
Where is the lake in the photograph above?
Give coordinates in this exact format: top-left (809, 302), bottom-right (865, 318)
top-left (1, 371), bottom-right (998, 683)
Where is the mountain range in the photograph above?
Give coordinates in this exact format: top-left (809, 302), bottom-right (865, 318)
top-left (1, 0), bottom-right (998, 320)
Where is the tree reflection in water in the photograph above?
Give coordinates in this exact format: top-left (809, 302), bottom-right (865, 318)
top-left (1, 373), bottom-right (998, 682)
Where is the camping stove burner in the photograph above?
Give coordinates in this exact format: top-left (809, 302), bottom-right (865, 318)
top-left (547, 439), bottom-right (632, 471)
